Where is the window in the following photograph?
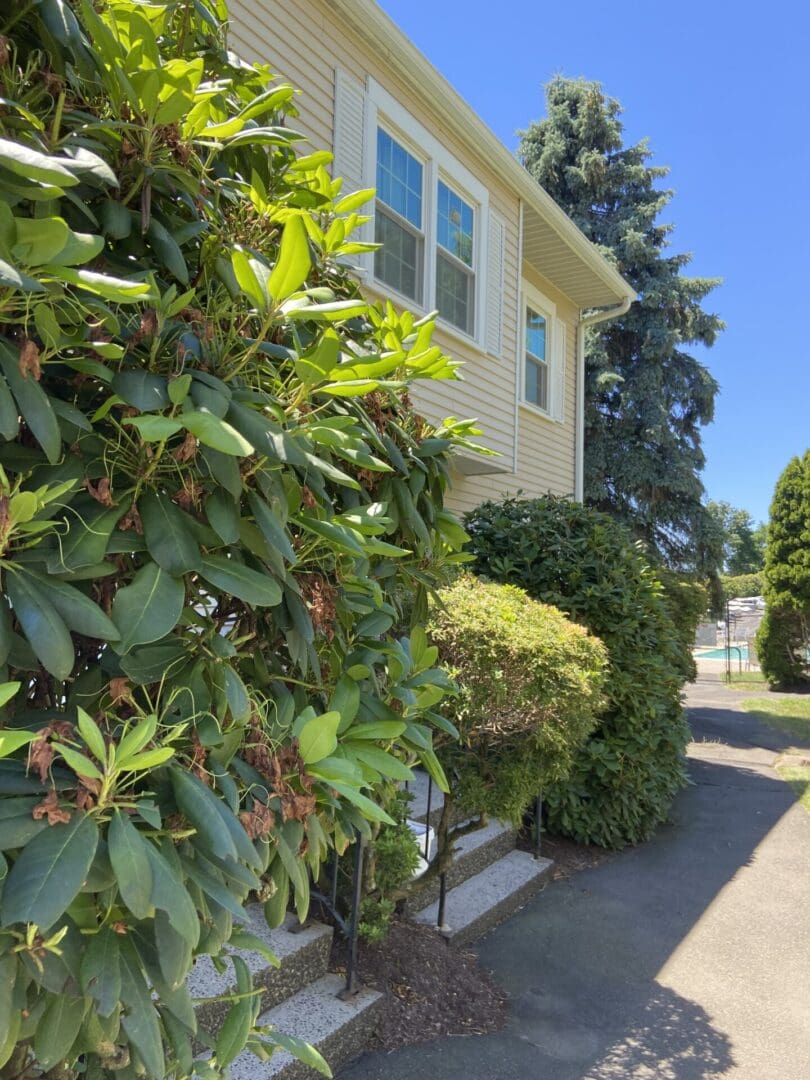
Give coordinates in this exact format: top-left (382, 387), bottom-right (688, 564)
top-left (521, 284), bottom-right (564, 422)
top-left (358, 81), bottom-right (491, 345)
top-left (374, 129), bottom-right (424, 303)
top-left (436, 181), bottom-right (475, 335)
top-left (524, 306), bottom-right (549, 411)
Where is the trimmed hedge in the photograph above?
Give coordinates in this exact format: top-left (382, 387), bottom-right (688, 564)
top-left (465, 496), bottom-right (692, 848)
top-left (428, 575), bottom-right (607, 824)
top-left (721, 573), bottom-right (764, 602)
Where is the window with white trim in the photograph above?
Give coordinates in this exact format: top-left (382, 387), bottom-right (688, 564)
top-left (374, 128), bottom-right (425, 304)
top-left (436, 180), bottom-right (475, 335)
top-left (521, 284), bottom-right (565, 422)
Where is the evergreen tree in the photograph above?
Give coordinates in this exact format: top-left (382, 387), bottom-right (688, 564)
top-left (519, 78), bottom-right (723, 570)
top-left (756, 450), bottom-right (810, 686)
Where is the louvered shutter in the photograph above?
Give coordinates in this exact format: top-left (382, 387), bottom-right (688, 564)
top-left (485, 211), bottom-right (505, 356)
top-left (333, 70), bottom-right (372, 273)
top-left (552, 320), bottom-right (567, 421)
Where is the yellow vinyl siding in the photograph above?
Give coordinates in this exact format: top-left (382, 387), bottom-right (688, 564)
top-left (228, 0), bottom-right (581, 514)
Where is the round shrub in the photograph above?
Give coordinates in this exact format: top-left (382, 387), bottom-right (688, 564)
top-left (721, 572), bottom-right (764, 603)
top-left (465, 496), bottom-right (691, 848)
top-left (428, 575), bottom-right (607, 824)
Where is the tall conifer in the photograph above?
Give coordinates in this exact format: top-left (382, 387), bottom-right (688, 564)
top-left (519, 78), bottom-right (722, 569)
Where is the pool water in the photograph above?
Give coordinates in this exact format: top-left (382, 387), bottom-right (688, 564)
top-left (697, 646), bottom-right (750, 661)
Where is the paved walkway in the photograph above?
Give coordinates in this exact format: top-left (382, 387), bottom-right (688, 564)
top-left (341, 679), bottom-right (810, 1079)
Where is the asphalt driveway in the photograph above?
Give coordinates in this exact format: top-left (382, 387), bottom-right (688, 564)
top-left (341, 679), bottom-right (810, 1079)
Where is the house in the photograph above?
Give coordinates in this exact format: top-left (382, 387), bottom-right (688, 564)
top-left (227, 0), bottom-right (635, 516)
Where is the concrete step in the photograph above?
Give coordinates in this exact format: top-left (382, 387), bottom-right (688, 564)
top-left (190, 908), bottom-right (333, 1034)
top-left (226, 974), bottom-right (383, 1080)
top-left (405, 770), bottom-right (469, 829)
top-left (402, 818), bottom-right (517, 915)
top-left (413, 849), bottom-right (553, 948)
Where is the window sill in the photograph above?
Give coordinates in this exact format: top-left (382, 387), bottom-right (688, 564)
top-left (519, 400), bottom-right (563, 426)
top-left (364, 278), bottom-right (488, 355)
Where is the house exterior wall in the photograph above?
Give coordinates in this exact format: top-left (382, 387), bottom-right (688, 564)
top-left (227, 0), bottom-right (582, 514)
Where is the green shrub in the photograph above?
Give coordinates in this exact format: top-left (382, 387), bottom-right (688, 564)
top-left (427, 575), bottom-right (607, 824)
top-left (722, 573), bottom-right (765, 602)
top-left (658, 568), bottom-right (709, 682)
top-left (465, 496), bottom-right (691, 848)
top-left (756, 609), bottom-right (809, 688)
top-left (0, 2), bottom-right (475, 1076)
top-left (757, 451), bottom-right (810, 687)
top-left (357, 790), bottom-right (420, 942)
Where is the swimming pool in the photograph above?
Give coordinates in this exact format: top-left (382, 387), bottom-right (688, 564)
top-left (697, 646), bottom-right (750, 661)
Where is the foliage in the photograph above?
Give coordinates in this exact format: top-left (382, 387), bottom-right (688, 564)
top-left (519, 78), bottom-right (722, 573)
top-left (757, 451), bottom-right (810, 687)
top-left (756, 609), bottom-right (809, 688)
top-left (706, 501), bottom-right (766, 575)
top-left (657, 567), bottom-right (708, 683)
top-left (721, 572), bottom-right (764, 602)
top-left (427, 575), bottom-right (607, 825)
top-left (0, 2), bottom-right (477, 1077)
top-left (465, 496), bottom-right (691, 848)
top-left (357, 789), bottom-right (419, 943)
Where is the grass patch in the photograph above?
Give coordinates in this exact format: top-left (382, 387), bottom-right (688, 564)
top-left (776, 764), bottom-right (810, 813)
top-left (727, 671), bottom-right (768, 687)
top-left (741, 696), bottom-right (810, 742)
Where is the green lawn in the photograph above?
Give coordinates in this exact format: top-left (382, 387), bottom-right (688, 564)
top-left (741, 695), bottom-right (810, 742)
top-left (727, 671), bottom-right (768, 687)
top-left (741, 696), bottom-right (810, 813)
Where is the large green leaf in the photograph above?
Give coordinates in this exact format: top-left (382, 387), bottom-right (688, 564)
top-left (6, 570), bottom-right (74, 680)
top-left (28, 571), bottom-right (120, 641)
top-left (144, 842), bottom-right (200, 947)
top-left (181, 408), bottom-right (252, 456)
top-left (111, 562), bottom-right (185, 653)
top-left (139, 492), bottom-right (201, 575)
top-left (118, 937), bottom-right (165, 1080)
top-left (0, 341), bottom-right (61, 463)
top-left (46, 503), bottom-right (124, 574)
top-left (265, 1029), bottom-right (332, 1078)
top-left (0, 813), bottom-right (99, 929)
top-left (80, 927), bottom-right (121, 1018)
top-left (198, 555), bottom-right (282, 607)
top-left (33, 993), bottom-right (87, 1069)
top-left (111, 370), bottom-right (170, 411)
top-left (268, 214), bottom-right (311, 303)
top-left (297, 711), bottom-right (340, 764)
top-left (108, 810), bottom-right (154, 919)
top-left (170, 768), bottom-right (238, 862)
top-left (0, 138), bottom-right (78, 187)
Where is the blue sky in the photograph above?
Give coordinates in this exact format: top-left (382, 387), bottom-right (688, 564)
top-left (379, 0), bottom-right (810, 526)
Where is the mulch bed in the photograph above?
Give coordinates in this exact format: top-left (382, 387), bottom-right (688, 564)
top-left (327, 832), bottom-right (608, 1053)
top-left (517, 831), bottom-right (612, 881)
top-left (330, 919), bottom-right (508, 1051)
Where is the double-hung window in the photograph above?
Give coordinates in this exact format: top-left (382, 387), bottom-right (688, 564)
top-left (521, 283), bottom-right (565, 422)
top-left (374, 128), bottom-right (425, 305)
top-left (358, 79), bottom-right (490, 345)
top-left (524, 305), bottom-right (549, 411)
top-left (436, 181), bottom-right (475, 336)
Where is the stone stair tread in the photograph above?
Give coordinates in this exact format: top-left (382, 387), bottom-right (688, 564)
top-left (413, 849), bottom-right (553, 946)
top-left (227, 974), bottom-right (383, 1080)
top-left (190, 909), bottom-right (333, 1031)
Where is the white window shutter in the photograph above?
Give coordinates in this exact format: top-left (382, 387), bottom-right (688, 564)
top-left (333, 70), bottom-right (367, 193)
top-left (552, 320), bottom-right (567, 421)
top-left (333, 70), bottom-right (372, 273)
top-left (485, 211), bottom-right (505, 356)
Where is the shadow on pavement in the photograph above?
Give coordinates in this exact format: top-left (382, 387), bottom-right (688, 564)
top-left (340, 702), bottom-right (801, 1080)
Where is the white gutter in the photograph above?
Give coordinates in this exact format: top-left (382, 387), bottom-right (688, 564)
top-left (574, 296), bottom-right (634, 501)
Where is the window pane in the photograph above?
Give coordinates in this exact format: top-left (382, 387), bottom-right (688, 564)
top-left (525, 356), bottom-right (548, 410)
top-left (375, 208), bottom-right (423, 303)
top-left (526, 307), bottom-right (546, 361)
top-left (437, 180), bottom-right (474, 266)
top-left (436, 251), bottom-right (474, 335)
top-left (376, 128), bottom-right (422, 228)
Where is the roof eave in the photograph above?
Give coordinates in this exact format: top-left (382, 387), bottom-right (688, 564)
top-left (327, 0), bottom-right (636, 309)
